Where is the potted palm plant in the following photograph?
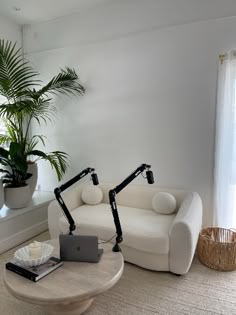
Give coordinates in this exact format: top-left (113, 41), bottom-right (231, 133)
top-left (0, 142), bottom-right (32, 208)
top-left (0, 40), bottom-right (85, 196)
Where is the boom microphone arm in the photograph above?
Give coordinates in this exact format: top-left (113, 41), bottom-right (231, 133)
top-left (109, 163), bottom-right (154, 252)
top-left (54, 167), bottom-right (99, 235)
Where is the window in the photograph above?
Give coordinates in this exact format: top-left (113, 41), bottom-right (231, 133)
top-left (0, 96), bottom-right (9, 149)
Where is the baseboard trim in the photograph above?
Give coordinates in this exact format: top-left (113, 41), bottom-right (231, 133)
top-left (0, 220), bottom-right (48, 254)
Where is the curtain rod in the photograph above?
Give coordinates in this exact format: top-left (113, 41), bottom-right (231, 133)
top-left (219, 54), bottom-right (226, 65)
top-left (219, 51), bottom-right (236, 64)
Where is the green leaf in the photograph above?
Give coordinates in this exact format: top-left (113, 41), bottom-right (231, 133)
top-left (26, 135), bottom-right (46, 153)
top-left (37, 67), bottom-right (85, 98)
top-left (26, 149), bottom-right (47, 158)
top-left (0, 133), bottom-right (11, 146)
top-left (27, 149), bottom-right (69, 181)
top-left (9, 142), bottom-right (24, 159)
top-left (0, 40), bottom-right (85, 182)
top-left (0, 39), bottom-right (39, 100)
top-left (0, 146), bottom-right (9, 159)
top-left (14, 156), bottom-right (28, 174)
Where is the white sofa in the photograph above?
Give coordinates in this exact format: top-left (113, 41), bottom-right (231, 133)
top-left (48, 183), bottom-right (202, 275)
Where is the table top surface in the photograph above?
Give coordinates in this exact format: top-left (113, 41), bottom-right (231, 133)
top-left (4, 239), bottom-right (124, 305)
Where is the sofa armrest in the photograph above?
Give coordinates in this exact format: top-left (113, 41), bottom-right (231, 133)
top-left (48, 183), bottom-right (85, 239)
top-left (169, 192), bottom-right (202, 275)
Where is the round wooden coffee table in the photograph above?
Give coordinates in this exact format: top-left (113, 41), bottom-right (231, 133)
top-left (4, 239), bottom-right (124, 315)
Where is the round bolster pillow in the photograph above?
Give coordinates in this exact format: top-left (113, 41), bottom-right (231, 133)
top-left (81, 185), bottom-right (103, 205)
top-left (152, 192), bottom-right (177, 214)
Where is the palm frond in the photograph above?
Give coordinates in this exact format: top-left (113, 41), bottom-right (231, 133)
top-left (0, 97), bottom-right (55, 128)
top-left (31, 97), bottom-right (56, 124)
top-left (37, 67), bottom-right (85, 98)
top-left (0, 40), bottom-right (39, 100)
top-left (0, 98), bottom-right (36, 120)
top-left (26, 135), bottom-right (46, 153)
top-left (0, 40), bottom-right (84, 183)
top-left (0, 133), bottom-right (11, 146)
top-left (3, 121), bottom-right (20, 143)
top-left (26, 150), bottom-right (69, 181)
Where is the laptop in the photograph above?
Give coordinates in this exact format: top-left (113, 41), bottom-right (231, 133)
top-left (59, 234), bottom-right (104, 263)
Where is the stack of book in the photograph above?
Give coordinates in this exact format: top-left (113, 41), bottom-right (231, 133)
top-left (6, 257), bottom-right (63, 282)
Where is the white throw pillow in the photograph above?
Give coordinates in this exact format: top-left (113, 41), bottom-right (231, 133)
top-left (81, 185), bottom-right (103, 205)
top-left (152, 192), bottom-right (177, 214)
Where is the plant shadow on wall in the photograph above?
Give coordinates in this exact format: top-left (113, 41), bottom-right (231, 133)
top-left (0, 40), bottom-right (85, 208)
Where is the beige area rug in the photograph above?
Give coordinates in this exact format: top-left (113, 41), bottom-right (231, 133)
top-left (0, 232), bottom-right (236, 315)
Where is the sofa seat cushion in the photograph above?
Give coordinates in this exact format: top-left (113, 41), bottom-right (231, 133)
top-left (59, 203), bottom-right (176, 254)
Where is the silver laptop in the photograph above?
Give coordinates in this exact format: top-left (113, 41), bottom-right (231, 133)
top-left (59, 234), bottom-right (103, 263)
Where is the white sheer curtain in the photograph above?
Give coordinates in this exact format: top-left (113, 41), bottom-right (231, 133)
top-left (214, 51), bottom-right (236, 228)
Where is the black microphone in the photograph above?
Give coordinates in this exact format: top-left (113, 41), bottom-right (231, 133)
top-left (146, 170), bottom-right (154, 184)
top-left (91, 173), bottom-right (99, 185)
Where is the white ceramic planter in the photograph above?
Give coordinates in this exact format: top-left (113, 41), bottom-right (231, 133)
top-left (26, 163), bottom-right (38, 196)
top-left (0, 179), bottom-right (4, 209)
top-left (5, 185), bottom-right (31, 209)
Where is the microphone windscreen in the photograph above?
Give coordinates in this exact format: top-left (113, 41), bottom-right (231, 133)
top-left (146, 170), bottom-right (154, 184)
top-left (91, 173), bottom-right (99, 185)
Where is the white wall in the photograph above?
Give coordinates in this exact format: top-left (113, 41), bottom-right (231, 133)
top-left (23, 9), bottom-right (236, 226)
top-left (0, 15), bottom-right (21, 44)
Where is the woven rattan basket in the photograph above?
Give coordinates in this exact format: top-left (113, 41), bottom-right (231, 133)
top-left (197, 227), bottom-right (236, 271)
